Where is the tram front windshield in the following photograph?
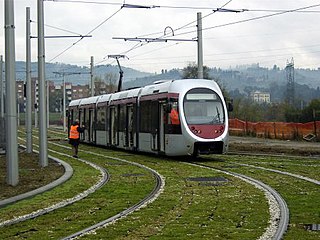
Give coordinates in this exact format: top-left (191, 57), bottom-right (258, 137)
top-left (183, 88), bottom-right (224, 125)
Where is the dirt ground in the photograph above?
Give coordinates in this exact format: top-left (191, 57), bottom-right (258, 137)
top-left (0, 152), bottom-right (64, 200)
top-left (229, 136), bottom-right (320, 156)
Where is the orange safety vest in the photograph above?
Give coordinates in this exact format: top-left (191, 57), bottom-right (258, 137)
top-left (170, 109), bottom-right (180, 125)
top-left (69, 125), bottom-right (80, 139)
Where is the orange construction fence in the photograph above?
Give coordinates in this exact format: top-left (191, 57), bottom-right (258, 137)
top-left (229, 118), bottom-right (320, 141)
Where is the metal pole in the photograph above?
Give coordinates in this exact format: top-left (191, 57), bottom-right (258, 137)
top-left (63, 75), bottom-right (66, 132)
top-left (17, 103), bottom-right (20, 127)
top-left (35, 79), bottom-right (38, 128)
top-left (47, 80), bottom-right (49, 128)
top-left (0, 55), bottom-right (4, 119)
top-left (26, 7), bottom-right (32, 153)
top-left (90, 56), bottom-right (94, 96)
top-left (38, 0), bottom-right (48, 167)
top-left (5, 0), bottom-right (19, 186)
top-left (197, 12), bottom-right (203, 79)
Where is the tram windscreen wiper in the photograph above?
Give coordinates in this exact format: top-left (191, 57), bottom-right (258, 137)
top-left (216, 106), bottom-right (221, 123)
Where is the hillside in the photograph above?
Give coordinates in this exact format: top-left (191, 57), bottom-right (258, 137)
top-left (15, 61), bottom-right (152, 86)
top-left (12, 61), bottom-right (320, 103)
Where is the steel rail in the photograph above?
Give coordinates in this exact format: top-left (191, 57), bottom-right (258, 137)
top-left (0, 137), bottom-right (109, 228)
top-left (29, 134), bottom-right (165, 239)
top-left (187, 162), bottom-right (289, 240)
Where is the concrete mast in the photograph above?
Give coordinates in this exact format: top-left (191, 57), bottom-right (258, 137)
top-left (5, 0), bottom-right (19, 186)
top-left (26, 7), bottom-right (33, 153)
top-left (197, 12), bottom-right (203, 79)
top-left (38, 0), bottom-right (48, 167)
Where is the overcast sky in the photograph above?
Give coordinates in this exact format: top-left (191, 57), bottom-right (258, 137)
top-left (1, 0), bottom-right (320, 73)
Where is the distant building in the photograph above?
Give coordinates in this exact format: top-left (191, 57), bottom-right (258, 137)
top-left (250, 91), bottom-right (271, 103)
top-left (72, 84), bottom-right (90, 100)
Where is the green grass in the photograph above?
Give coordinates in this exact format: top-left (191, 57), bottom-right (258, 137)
top-left (202, 154), bottom-right (320, 240)
top-left (5, 128), bottom-right (319, 239)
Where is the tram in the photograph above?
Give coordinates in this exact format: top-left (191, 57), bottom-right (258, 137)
top-left (68, 79), bottom-right (232, 156)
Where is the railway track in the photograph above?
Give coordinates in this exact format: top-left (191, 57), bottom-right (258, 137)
top-left (9, 129), bottom-right (318, 239)
top-left (9, 133), bottom-right (165, 239)
top-left (186, 161), bottom-right (289, 240)
top-left (0, 139), bottom-right (110, 228)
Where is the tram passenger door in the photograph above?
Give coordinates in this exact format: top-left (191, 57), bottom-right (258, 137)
top-left (126, 105), bottom-right (134, 148)
top-left (79, 109), bottom-right (85, 141)
top-left (151, 101), bottom-right (160, 151)
top-left (89, 109), bottom-right (95, 143)
top-left (159, 102), bottom-right (166, 152)
top-left (110, 107), bottom-right (118, 145)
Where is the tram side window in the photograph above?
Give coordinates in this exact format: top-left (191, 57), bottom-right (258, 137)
top-left (119, 105), bottom-right (126, 132)
top-left (140, 101), bottom-right (152, 132)
top-left (84, 108), bottom-right (90, 129)
top-left (71, 110), bottom-right (79, 123)
top-left (96, 107), bottom-right (106, 131)
top-left (168, 100), bottom-right (180, 125)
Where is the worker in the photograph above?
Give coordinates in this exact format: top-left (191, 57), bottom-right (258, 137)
top-left (68, 119), bottom-right (84, 158)
top-left (170, 107), bottom-right (180, 125)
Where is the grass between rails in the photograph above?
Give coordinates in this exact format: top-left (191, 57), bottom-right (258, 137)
top-left (2, 129), bottom-right (283, 239)
top-left (1, 140), bottom-right (156, 239)
top-left (3, 132), bottom-right (272, 239)
top-left (203, 154), bottom-right (320, 240)
top-left (75, 147), bottom-right (270, 240)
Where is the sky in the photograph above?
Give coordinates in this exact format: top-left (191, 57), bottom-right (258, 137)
top-left (1, 0), bottom-right (320, 73)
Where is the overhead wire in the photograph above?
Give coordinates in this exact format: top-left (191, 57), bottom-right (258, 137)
top-left (31, 20), bottom-right (84, 36)
top-left (50, 0), bottom-right (320, 12)
top-left (114, 0), bottom-right (235, 65)
top-left (46, 0), bottom-right (320, 70)
top-left (48, 6), bottom-right (123, 62)
top-left (173, 3), bottom-right (320, 37)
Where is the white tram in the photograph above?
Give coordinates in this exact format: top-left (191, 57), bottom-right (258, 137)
top-left (68, 79), bottom-right (231, 156)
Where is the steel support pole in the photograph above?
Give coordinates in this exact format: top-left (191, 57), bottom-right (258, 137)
top-left (0, 55), bottom-right (4, 119)
top-left (5, 0), bottom-right (19, 186)
top-left (197, 12), bottom-right (203, 79)
top-left (90, 56), bottom-right (94, 97)
top-left (35, 80), bottom-right (38, 128)
top-left (47, 80), bottom-right (49, 128)
top-left (38, 0), bottom-right (48, 167)
top-left (26, 7), bottom-right (32, 153)
top-left (63, 75), bottom-right (66, 132)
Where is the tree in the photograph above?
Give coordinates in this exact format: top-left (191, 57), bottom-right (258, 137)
top-left (182, 63), bottom-right (231, 101)
top-left (182, 62), bottom-right (210, 79)
top-left (300, 99), bottom-right (320, 122)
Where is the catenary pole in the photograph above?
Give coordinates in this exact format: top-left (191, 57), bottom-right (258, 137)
top-left (34, 80), bottom-right (38, 128)
top-left (197, 12), bottom-right (204, 79)
top-left (38, 0), bottom-right (48, 167)
top-left (47, 80), bottom-right (49, 128)
top-left (90, 56), bottom-right (94, 96)
top-left (63, 74), bottom-right (66, 132)
top-left (0, 55), bottom-right (4, 119)
top-left (26, 7), bottom-right (32, 153)
top-left (5, 0), bottom-right (19, 186)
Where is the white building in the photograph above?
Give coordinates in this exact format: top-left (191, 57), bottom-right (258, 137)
top-left (250, 91), bottom-right (271, 103)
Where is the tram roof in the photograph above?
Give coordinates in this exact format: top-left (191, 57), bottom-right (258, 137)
top-left (96, 94), bottom-right (112, 106)
top-left (79, 96), bottom-right (99, 107)
top-left (68, 99), bottom-right (82, 107)
top-left (140, 80), bottom-right (174, 96)
top-left (109, 88), bottom-right (142, 101)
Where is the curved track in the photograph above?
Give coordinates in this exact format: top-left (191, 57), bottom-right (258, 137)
top-left (0, 141), bottom-right (110, 228)
top-left (62, 152), bottom-right (164, 239)
top-left (186, 162), bottom-right (289, 240)
top-left (15, 133), bottom-right (165, 239)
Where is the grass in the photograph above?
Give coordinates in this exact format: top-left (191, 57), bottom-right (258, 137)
top-left (2, 129), bottom-right (319, 239)
top-left (78, 152), bottom-right (269, 240)
top-left (202, 154), bottom-right (320, 240)
top-left (0, 152), bottom-right (64, 200)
